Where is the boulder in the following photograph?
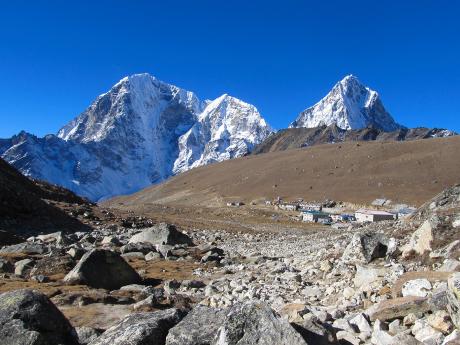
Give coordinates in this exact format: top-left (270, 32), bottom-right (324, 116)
top-left (0, 242), bottom-right (49, 255)
top-left (443, 330), bottom-right (460, 345)
top-left (0, 289), bottom-right (78, 345)
top-left (412, 319), bottom-right (444, 344)
top-left (354, 265), bottom-right (388, 288)
top-left (212, 302), bottom-right (308, 345)
top-left (129, 223), bottom-right (193, 246)
top-left (427, 310), bottom-right (454, 335)
top-left (89, 308), bottom-right (185, 345)
top-left (0, 258), bottom-right (13, 273)
top-left (401, 279), bottom-right (432, 297)
top-left (166, 305), bottom-right (226, 345)
top-left (448, 272), bottom-right (460, 300)
top-left (402, 217), bottom-right (439, 257)
top-left (429, 287), bottom-right (454, 311)
top-left (63, 249), bottom-right (141, 290)
top-left (439, 259), bottom-right (460, 272)
top-left (430, 240), bottom-right (460, 260)
top-left (292, 318), bottom-right (337, 345)
top-left (36, 231), bottom-right (72, 247)
top-left (75, 326), bottom-right (102, 345)
top-left (366, 296), bottom-right (432, 321)
top-left (120, 242), bottom-right (157, 255)
top-left (342, 232), bottom-right (390, 264)
top-left (14, 258), bottom-right (34, 276)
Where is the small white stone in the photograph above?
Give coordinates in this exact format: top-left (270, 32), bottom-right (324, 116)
top-left (402, 278), bottom-right (432, 297)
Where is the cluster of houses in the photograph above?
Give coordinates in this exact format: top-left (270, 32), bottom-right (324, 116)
top-left (268, 197), bottom-right (414, 226)
top-left (301, 208), bottom-right (397, 225)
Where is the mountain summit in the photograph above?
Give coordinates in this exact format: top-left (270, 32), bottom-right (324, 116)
top-left (0, 74), bottom-right (272, 201)
top-left (290, 75), bottom-right (401, 131)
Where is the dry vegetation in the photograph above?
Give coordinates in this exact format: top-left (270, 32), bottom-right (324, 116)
top-left (106, 136), bottom-right (460, 209)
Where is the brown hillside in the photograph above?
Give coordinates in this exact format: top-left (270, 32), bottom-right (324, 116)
top-left (252, 125), bottom-right (456, 154)
top-left (106, 136), bottom-right (460, 208)
top-left (0, 158), bottom-right (91, 243)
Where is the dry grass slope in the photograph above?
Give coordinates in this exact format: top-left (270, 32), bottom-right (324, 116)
top-left (107, 136), bottom-right (460, 208)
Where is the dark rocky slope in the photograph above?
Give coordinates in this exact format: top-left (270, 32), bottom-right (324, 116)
top-left (253, 124), bottom-right (456, 154)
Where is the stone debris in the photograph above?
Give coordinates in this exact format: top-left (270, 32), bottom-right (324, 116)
top-left (0, 185), bottom-right (459, 344)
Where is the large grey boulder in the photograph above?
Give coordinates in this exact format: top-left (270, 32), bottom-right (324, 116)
top-left (129, 223), bottom-right (193, 246)
top-left (89, 308), bottom-right (185, 345)
top-left (0, 289), bottom-right (78, 345)
top-left (0, 242), bottom-right (49, 254)
top-left (402, 217), bottom-right (439, 258)
top-left (166, 305), bottom-right (226, 345)
top-left (63, 249), bottom-right (141, 290)
top-left (291, 316), bottom-right (338, 345)
top-left (342, 232), bottom-right (390, 264)
top-left (212, 302), bottom-right (308, 345)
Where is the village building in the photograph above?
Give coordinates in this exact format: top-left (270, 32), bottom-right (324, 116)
top-left (396, 207), bottom-right (417, 219)
top-left (330, 214), bottom-right (355, 222)
top-left (279, 203), bottom-right (299, 211)
top-left (301, 210), bottom-right (332, 223)
top-left (354, 209), bottom-right (396, 222)
top-left (299, 202), bottom-right (322, 212)
top-left (226, 201), bottom-right (244, 207)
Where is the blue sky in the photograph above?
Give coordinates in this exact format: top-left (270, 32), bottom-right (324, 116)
top-left (0, 0), bottom-right (459, 137)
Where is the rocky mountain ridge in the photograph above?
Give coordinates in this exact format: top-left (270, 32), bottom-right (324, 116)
top-left (290, 75), bottom-right (402, 131)
top-left (253, 124), bottom-right (456, 154)
top-left (0, 74), bottom-right (272, 201)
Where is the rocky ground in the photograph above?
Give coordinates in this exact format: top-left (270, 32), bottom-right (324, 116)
top-left (0, 184), bottom-right (459, 344)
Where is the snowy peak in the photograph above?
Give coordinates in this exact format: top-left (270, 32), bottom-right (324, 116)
top-left (290, 75), bottom-right (401, 131)
top-left (57, 74), bottom-right (203, 143)
top-left (2, 73), bottom-right (273, 201)
top-left (173, 93), bottom-right (273, 174)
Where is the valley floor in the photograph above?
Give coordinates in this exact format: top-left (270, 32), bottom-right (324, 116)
top-left (1, 186), bottom-right (459, 344)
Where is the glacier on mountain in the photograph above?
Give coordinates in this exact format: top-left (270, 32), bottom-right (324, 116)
top-left (0, 74), bottom-right (273, 201)
top-left (290, 75), bottom-right (401, 131)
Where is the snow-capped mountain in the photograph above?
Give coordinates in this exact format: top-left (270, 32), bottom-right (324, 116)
top-left (0, 74), bottom-right (273, 201)
top-left (290, 75), bottom-right (401, 131)
top-left (173, 94), bottom-right (272, 174)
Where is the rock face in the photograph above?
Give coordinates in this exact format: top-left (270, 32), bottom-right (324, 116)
top-left (341, 232), bottom-right (389, 263)
top-left (213, 302), bottom-right (308, 345)
top-left (129, 223), bottom-right (193, 246)
top-left (1, 74), bottom-right (272, 201)
top-left (174, 94), bottom-right (272, 174)
top-left (63, 249), bottom-right (141, 290)
top-left (290, 75), bottom-right (401, 131)
top-left (403, 217), bottom-right (439, 257)
top-left (252, 125), bottom-right (456, 154)
top-left (0, 289), bottom-right (77, 345)
top-left (89, 308), bottom-right (185, 345)
top-left (166, 305), bottom-right (226, 345)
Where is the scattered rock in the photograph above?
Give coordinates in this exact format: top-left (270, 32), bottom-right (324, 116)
top-left (402, 217), bottom-right (439, 257)
top-left (14, 258), bottom-right (34, 276)
top-left (342, 232), bottom-right (390, 264)
top-left (354, 265), bottom-right (388, 288)
top-left (402, 279), bottom-right (432, 298)
top-left (89, 308), bottom-right (185, 345)
top-left (427, 310), bottom-right (454, 335)
top-left (166, 305), bottom-right (226, 345)
top-left (63, 249), bottom-right (141, 290)
top-left (0, 289), bottom-right (78, 345)
top-left (213, 302), bottom-right (307, 345)
top-left (75, 326), bottom-right (102, 345)
top-left (366, 296), bottom-right (431, 321)
top-left (0, 258), bottom-right (14, 273)
top-left (129, 223), bottom-right (193, 246)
